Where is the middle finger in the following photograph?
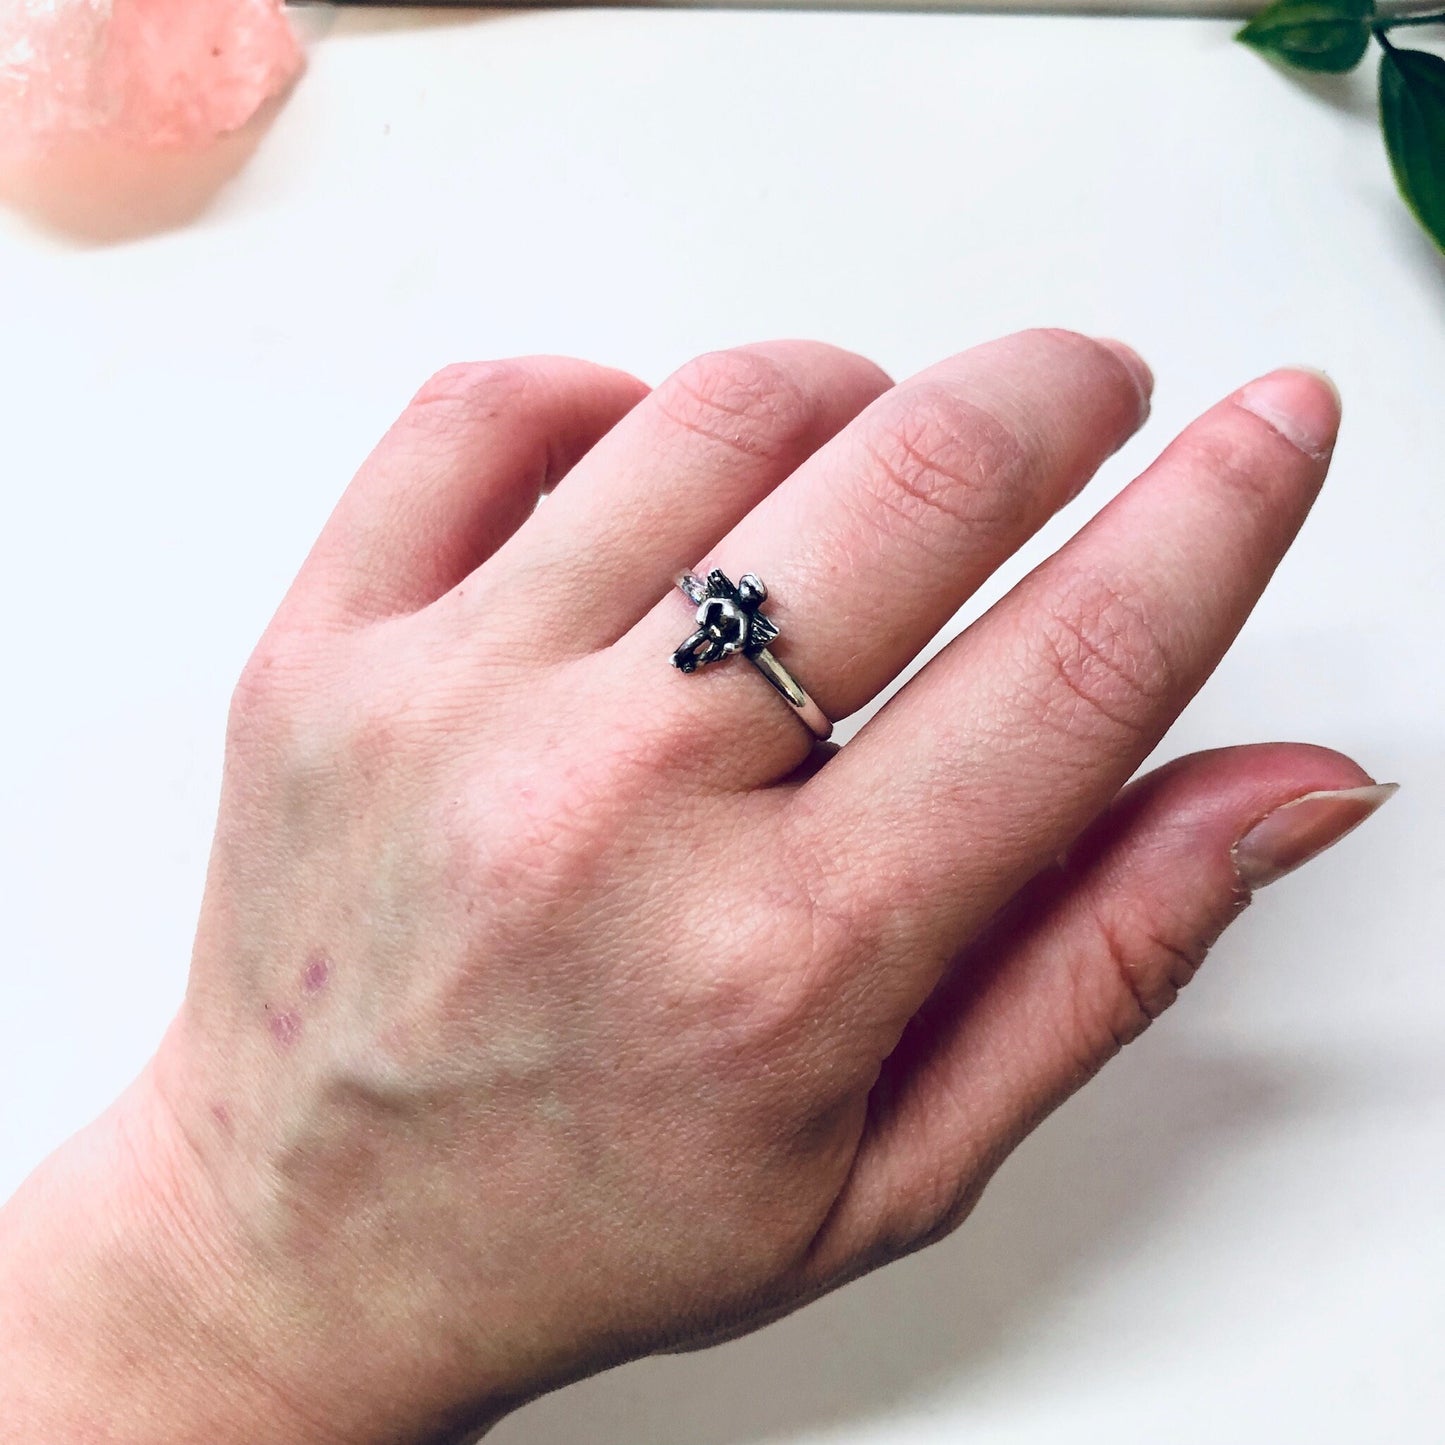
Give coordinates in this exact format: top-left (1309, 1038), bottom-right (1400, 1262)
top-left (604, 328), bottom-right (1151, 783)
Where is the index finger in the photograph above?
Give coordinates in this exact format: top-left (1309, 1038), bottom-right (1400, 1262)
top-left (794, 367), bottom-right (1341, 1025)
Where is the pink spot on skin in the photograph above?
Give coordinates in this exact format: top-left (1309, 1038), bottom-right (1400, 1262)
top-left (267, 1007), bottom-right (302, 1049)
top-left (302, 950), bottom-right (331, 994)
top-left (209, 1102), bottom-right (232, 1134)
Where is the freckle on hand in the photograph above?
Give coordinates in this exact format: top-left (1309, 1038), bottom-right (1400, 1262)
top-left (302, 950), bottom-right (331, 994)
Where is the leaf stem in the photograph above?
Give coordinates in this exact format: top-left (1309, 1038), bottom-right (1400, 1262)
top-left (1375, 9), bottom-right (1445, 28)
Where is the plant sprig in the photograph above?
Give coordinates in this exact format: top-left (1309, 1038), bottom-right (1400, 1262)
top-left (1238, 0), bottom-right (1445, 251)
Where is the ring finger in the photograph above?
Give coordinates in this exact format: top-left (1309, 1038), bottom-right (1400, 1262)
top-left (451, 341), bottom-right (893, 657)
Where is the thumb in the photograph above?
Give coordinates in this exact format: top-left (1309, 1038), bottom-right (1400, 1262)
top-left (1009, 742), bottom-right (1397, 1061)
top-left (805, 742), bottom-right (1397, 1275)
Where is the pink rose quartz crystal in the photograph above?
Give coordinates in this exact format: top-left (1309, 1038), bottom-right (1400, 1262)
top-left (0, 0), bottom-right (303, 154)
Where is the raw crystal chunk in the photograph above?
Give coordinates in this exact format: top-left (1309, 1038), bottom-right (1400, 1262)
top-left (0, 0), bottom-right (303, 153)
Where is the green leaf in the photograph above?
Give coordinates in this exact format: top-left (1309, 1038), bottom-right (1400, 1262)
top-left (1380, 43), bottom-right (1445, 252)
top-left (1236, 0), bottom-right (1375, 73)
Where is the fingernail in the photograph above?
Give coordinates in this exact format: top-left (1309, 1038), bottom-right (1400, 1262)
top-left (1236, 368), bottom-right (1341, 462)
top-left (1094, 337), bottom-right (1154, 427)
top-left (1232, 782), bottom-right (1398, 891)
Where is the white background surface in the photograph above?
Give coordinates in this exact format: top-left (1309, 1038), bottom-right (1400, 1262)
top-left (1, 8), bottom-right (1442, 1442)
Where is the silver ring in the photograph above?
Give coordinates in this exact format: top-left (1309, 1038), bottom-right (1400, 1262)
top-left (670, 569), bottom-right (833, 741)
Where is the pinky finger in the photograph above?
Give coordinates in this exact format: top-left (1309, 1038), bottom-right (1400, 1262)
top-left (283, 357), bottom-right (648, 630)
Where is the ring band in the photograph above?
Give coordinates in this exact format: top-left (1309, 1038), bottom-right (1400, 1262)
top-left (670, 569), bottom-right (833, 741)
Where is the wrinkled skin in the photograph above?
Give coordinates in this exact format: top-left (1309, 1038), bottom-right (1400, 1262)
top-left (0, 332), bottom-right (1392, 1445)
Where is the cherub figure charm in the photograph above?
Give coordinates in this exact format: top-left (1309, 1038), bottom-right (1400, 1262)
top-left (671, 570), bottom-right (780, 673)
top-left (668, 567), bottom-right (832, 739)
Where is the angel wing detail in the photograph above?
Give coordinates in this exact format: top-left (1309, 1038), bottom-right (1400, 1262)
top-left (744, 609), bottom-right (779, 653)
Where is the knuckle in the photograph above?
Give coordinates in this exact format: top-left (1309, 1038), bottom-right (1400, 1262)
top-left (861, 1148), bottom-right (1001, 1271)
top-left (685, 854), bottom-right (853, 1070)
top-left (609, 695), bottom-right (722, 785)
top-left (654, 348), bottom-right (815, 462)
top-left (708, 915), bottom-right (839, 1061)
top-left (854, 383), bottom-right (1034, 553)
top-left (1177, 418), bottom-right (1286, 515)
top-left (229, 630), bottom-right (436, 789)
top-left (1087, 900), bottom-right (1208, 1052)
top-left (903, 1172), bottom-right (992, 1258)
top-left (1025, 570), bottom-right (1174, 746)
top-left (228, 632), bottom-right (308, 741)
top-left (339, 682), bottom-right (437, 775)
top-left (696, 814), bottom-right (880, 1073)
top-left (485, 786), bottom-right (600, 898)
top-left (454, 744), bottom-right (634, 908)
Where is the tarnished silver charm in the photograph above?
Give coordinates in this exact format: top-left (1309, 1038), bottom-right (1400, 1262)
top-left (671, 569), bottom-right (833, 740)
top-left (671, 569), bottom-right (779, 673)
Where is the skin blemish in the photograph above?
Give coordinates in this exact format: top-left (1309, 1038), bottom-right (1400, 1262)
top-left (302, 950), bottom-right (331, 994)
top-left (267, 1006), bottom-right (302, 1049)
top-left (209, 1102), bottom-right (232, 1134)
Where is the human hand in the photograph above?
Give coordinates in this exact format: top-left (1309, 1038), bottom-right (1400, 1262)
top-left (0, 332), bottom-right (1394, 1444)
